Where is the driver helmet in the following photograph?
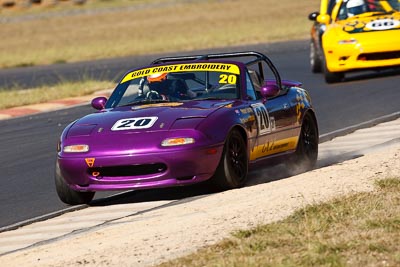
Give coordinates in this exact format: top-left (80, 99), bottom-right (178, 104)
top-left (347, 0), bottom-right (367, 17)
top-left (147, 73), bottom-right (167, 83)
top-left (146, 73), bottom-right (169, 99)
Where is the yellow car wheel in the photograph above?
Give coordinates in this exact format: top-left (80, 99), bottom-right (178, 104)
top-left (310, 40), bottom-right (322, 73)
top-left (323, 56), bottom-right (344, 83)
top-left (324, 69), bottom-right (344, 83)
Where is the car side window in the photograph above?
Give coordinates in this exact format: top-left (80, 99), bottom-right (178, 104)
top-left (337, 4), bottom-right (348, 20)
top-left (245, 71), bottom-right (258, 100)
top-left (327, 0), bottom-right (338, 15)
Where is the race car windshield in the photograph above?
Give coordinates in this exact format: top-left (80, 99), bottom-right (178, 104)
top-left (338, 0), bottom-right (400, 20)
top-left (106, 63), bottom-right (241, 108)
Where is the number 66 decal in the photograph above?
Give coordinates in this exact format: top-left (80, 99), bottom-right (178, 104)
top-left (112, 117), bottom-right (158, 131)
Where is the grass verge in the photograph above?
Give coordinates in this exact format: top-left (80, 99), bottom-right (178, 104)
top-left (158, 177), bottom-right (400, 267)
top-left (0, 0), bottom-right (316, 69)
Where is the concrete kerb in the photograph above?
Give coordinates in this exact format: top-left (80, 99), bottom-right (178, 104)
top-left (319, 111), bottom-right (400, 143)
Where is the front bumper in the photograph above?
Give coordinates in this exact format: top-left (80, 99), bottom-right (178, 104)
top-left (325, 46), bottom-right (400, 72)
top-left (323, 30), bottom-right (400, 72)
top-left (57, 145), bottom-right (223, 191)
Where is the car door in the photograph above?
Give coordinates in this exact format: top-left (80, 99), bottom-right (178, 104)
top-left (246, 72), bottom-right (297, 161)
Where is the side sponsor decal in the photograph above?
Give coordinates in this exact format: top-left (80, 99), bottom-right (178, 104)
top-left (111, 117), bottom-right (158, 131)
top-left (249, 137), bottom-right (298, 160)
top-left (296, 89), bottom-right (307, 124)
top-left (251, 103), bottom-right (271, 136)
top-left (121, 63), bottom-right (240, 84)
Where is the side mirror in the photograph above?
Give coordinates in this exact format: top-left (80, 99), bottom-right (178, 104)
top-left (260, 84), bottom-right (280, 102)
top-left (308, 11), bottom-right (319, 21)
top-left (91, 96), bottom-right (107, 110)
top-left (317, 14), bottom-right (331, 24)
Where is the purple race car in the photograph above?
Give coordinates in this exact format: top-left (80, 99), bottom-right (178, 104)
top-left (55, 51), bottom-right (319, 205)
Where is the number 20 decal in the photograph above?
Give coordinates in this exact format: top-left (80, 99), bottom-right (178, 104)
top-left (219, 74), bottom-right (237, 84)
top-left (251, 103), bottom-right (271, 135)
top-left (111, 117), bottom-right (158, 131)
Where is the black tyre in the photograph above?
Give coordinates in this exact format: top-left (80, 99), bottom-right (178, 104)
top-left (55, 161), bottom-right (95, 205)
top-left (310, 40), bottom-right (322, 73)
top-left (211, 129), bottom-right (248, 190)
top-left (287, 113), bottom-right (318, 173)
top-left (323, 57), bottom-right (344, 83)
top-left (324, 69), bottom-right (345, 83)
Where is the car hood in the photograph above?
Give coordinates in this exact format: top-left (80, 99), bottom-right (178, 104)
top-left (65, 100), bottom-right (233, 138)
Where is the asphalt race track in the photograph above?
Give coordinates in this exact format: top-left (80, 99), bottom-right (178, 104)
top-left (0, 40), bottom-right (399, 228)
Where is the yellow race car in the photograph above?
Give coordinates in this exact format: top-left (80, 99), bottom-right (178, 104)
top-left (308, 0), bottom-right (400, 83)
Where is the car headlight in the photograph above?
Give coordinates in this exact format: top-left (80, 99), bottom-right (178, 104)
top-left (63, 144), bottom-right (89, 153)
top-left (338, 39), bottom-right (358, 45)
top-left (161, 138), bottom-right (195, 147)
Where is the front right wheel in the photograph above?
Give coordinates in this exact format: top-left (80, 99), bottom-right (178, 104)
top-left (55, 161), bottom-right (95, 205)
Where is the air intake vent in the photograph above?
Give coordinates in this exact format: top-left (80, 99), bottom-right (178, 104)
top-left (88, 163), bottom-right (167, 177)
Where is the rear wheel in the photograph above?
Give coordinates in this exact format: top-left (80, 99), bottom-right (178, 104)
top-left (55, 161), bottom-right (95, 205)
top-left (310, 40), bottom-right (322, 73)
top-left (287, 113), bottom-right (318, 173)
top-left (211, 129), bottom-right (248, 190)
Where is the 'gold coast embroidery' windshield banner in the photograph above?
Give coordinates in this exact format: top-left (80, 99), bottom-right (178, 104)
top-left (121, 63), bottom-right (240, 84)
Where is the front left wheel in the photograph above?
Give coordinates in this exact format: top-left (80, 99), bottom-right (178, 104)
top-left (55, 161), bottom-right (95, 205)
top-left (211, 129), bottom-right (248, 190)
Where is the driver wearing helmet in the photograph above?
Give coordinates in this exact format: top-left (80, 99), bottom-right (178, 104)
top-left (346, 0), bottom-right (368, 17)
top-left (145, 72), bottom-right (197, 100)
top-left (146, 73), bottom-right (169, 100)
